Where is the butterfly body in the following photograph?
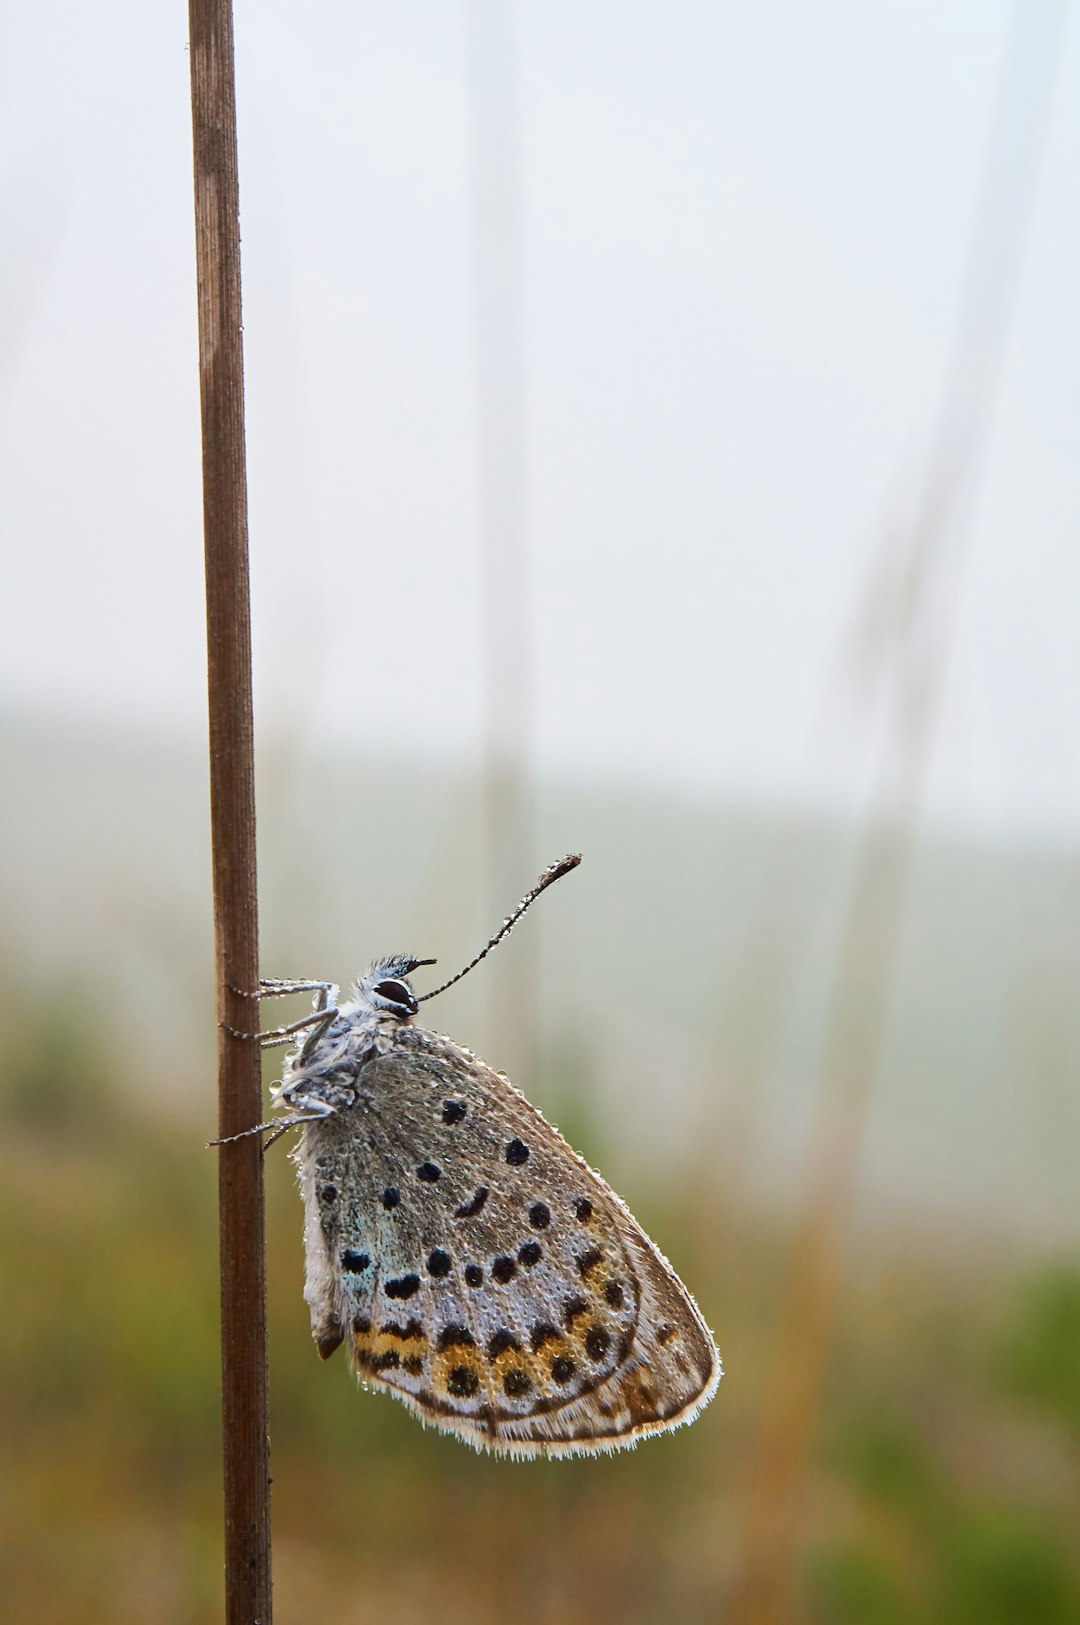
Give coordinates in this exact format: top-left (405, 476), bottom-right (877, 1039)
top-left (276, 954), bottom-right (721, 1458)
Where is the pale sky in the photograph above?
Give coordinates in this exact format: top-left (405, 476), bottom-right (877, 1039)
top-left (2, 0), bottom-right (1078, 840)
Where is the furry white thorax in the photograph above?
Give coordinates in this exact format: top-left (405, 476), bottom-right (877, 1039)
top-left (272, 957), bottom-right (434, 1120)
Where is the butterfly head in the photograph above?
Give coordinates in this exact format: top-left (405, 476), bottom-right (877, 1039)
top-left (353, 955), bottom-right (437, 1019)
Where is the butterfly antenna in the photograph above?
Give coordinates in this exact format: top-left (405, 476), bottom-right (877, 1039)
top-left (417, 853), bottom-right (582, 1003)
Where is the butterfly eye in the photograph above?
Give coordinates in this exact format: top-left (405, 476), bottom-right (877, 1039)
top-left (374, 979), bottom-right (414, 1009)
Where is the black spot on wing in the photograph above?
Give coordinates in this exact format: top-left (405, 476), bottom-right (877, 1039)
top-left (437, 1324), bottom-right (476, 1350)
top-left (585, 1326), bottom-right (611, 1361)
top-left (384, 1274), bottom-right (421, 1300)
top-left (447, 1366), bottom-right (479, 1398)
top-left (487, 1328), bottom-right (520, 1358)
top-left (454, 1186), bottom-right (488, 1218)
top-left (381, 1318), bottom-right (423, 1340)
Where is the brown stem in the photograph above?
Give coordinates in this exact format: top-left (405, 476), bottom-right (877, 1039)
top-left (188, 1), bottom-right (272, 1618)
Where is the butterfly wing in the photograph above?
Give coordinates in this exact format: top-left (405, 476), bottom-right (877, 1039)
top-left (294, 1023), bottom-right (720, 1457)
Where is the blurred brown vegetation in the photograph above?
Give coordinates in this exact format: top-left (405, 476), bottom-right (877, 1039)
top-left (2, 966), bottom-right (1078, 1625)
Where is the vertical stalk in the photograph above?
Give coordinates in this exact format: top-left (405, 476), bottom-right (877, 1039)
top-left (188, 2), bottom-right (272, 1619)
top-left (465, 0), bottom-right (537, 1082)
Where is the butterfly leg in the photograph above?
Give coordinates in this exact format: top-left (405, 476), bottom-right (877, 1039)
top-left (227, 978), bottom-right (340, 1008)
top-left (209, 1102), bottom-right (335, 1149)
top-left (213, 982), bottom-right (342, 1149)
top-left (221, 978), bottom-right (341, 1043)
top-left (254, 978), bottom-right (340, 1000)
top-left (262, 981), bottom-right (340, 1050)
top-left (221, 1007), bottom-right (338, 1043)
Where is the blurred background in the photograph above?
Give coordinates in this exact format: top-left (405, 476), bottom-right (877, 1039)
top-left (2, 2), bottom-right (1079, 1621)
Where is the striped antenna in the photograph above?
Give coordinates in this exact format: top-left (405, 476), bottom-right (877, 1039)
top-left (418, 854), bottom-right (581, 1003)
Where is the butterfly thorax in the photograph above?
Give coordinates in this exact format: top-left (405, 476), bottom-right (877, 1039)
top-left (277, 1004), bottom-right (407, 1114)
top-left (276, 957), bottom-right (426, 1116)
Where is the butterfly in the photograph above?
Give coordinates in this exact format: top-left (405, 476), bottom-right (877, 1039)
top-left (236, 856), bottom-right (721, 1457)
